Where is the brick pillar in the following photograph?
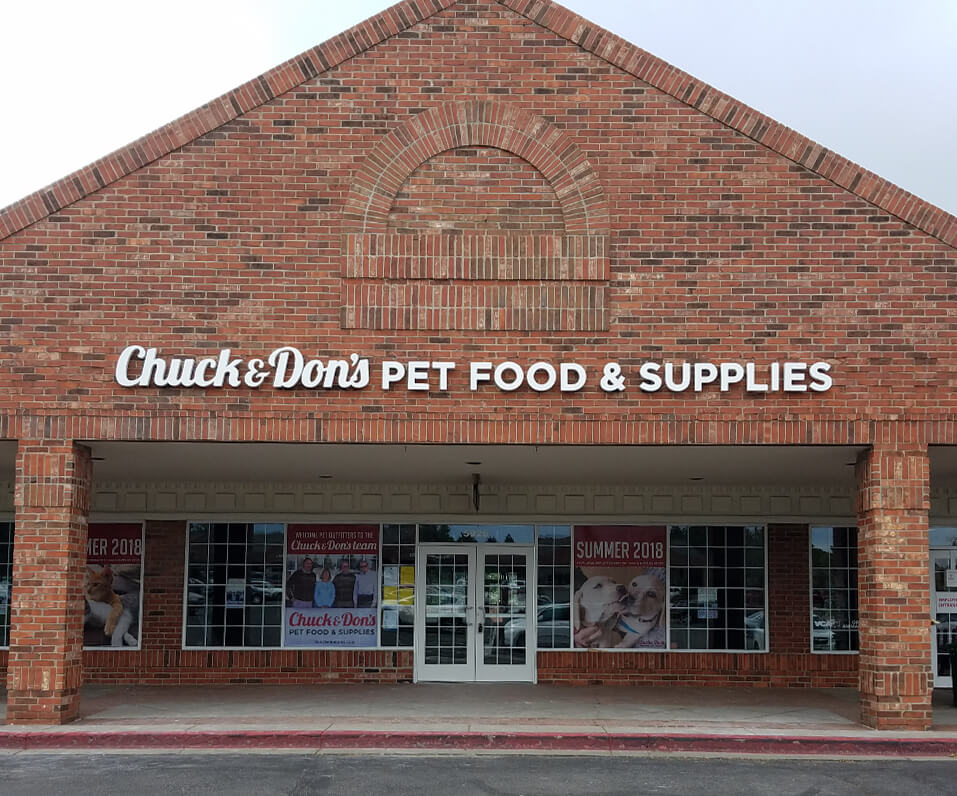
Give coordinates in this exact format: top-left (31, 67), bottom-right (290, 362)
top-left (6, 441), bottom-right (91, 724)
top-left (856, 445), bottom-right (932, 731)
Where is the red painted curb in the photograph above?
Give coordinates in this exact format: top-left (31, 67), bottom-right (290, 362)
top-left (0, 730), bottom-right (956, 756)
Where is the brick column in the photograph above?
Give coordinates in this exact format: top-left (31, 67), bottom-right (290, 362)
top-left (6, 441), bottom-right (91, 724)
top-left (856, 445), bottom-right (932, 731)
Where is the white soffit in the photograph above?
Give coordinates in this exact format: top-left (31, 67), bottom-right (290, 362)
top-left (0, 442), bottom-right (952, 488)
top-left (77, 442), bottom-right (870, 488)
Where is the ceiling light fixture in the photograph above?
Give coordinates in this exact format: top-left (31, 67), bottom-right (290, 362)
top-left (472, 473), bottom-right (481, 512)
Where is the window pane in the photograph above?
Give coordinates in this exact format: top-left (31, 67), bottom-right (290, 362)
top-left (183, 522), bottom-right (284, 648)
top-left (669, 525), bottom-right (766, 652)
top-left (0, 523), bottom-right (12, 648)
top-left (809, 527), bottom-right (859, 654)
top-left (380, 525), bottom-right (416, 648)
top-left (536, 526), bottom-right (571, 649)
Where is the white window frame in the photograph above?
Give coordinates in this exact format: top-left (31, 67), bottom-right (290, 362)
top-left (182, 520), bottom-right (392, 652)
top-left (809, 525), bottom-right (859, 655)
top-left (664, 524), bottom-right (769, 654)
top-left (0, 518), bottom-right (13, 650)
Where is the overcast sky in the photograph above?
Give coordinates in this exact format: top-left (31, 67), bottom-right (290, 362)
top-left (2, 0), bottom-right (955, 215)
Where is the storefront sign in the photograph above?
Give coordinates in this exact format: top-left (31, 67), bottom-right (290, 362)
top-left (84, 523), bottom-right (144, 649)
top-left (114, 346), bottom-right (833, 394)
top-left (937, 594), bottom-right (957, 613)
top-left (573, 525), bottom-right (667, 650)
top-left (284, 524), bottom-right (379, 648)
top-left (946, 569), bottom-right (957, 588)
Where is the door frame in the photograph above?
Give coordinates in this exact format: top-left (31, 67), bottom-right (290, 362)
top-left (931, 548), bottom-right (957, 688)
top-left (413, 543), bottom-right (537, 683)
top-left (413, 544), bottom-right (476, 683)
top-left (475, 544), bottom-right (536, 683)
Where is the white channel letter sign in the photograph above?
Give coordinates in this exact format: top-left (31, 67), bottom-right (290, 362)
top-left (114, 345), bottom-right (833, 394)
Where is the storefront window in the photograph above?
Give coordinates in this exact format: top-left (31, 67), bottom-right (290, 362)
top-left (930, 527), bottom-right (957, 547)
top-left (536, 526), bottom-right (571, 649)
top-left (810, 526), bottom-right (859, 653)
top-left (0, 522), bottom-right (12, 647)
top-left (380, 524), bottom-right (416, 647)
top-left (184, 523), bottom-right (285, 648)
top-left (668, 526), bottom-right (767, 651)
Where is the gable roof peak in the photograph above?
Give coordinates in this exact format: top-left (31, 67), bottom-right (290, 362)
top-left (1, 0), bottom-right (954, 248)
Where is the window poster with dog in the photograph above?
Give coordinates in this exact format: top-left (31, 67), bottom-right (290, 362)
top-left (84, 523), bottom-right (144, 649)
top-left (284, 524), bottom-right (379, 648)
top-left (573, 525), bottom-right (667, 649)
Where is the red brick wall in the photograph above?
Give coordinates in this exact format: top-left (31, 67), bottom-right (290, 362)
top-left (537, 651), bottom-right (856, 688)
top-left (387, 146), bottom-right (564, 232)
top-left (0, 0), bottom-right (953, 444)
top-left (767, 524), bottom-right (810, 656)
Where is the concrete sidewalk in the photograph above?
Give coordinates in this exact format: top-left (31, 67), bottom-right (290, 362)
top-left (2, 684), bottom-right (957, 756)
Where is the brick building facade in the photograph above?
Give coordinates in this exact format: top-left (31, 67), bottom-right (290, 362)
top-left (0, 0), bottom-right (955, 731)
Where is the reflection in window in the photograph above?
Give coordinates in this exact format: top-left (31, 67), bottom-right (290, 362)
top-left (668, 526), bottom-right (767, 652)
top-left (929, 527), bottom-right (957, 547)
top-left (0, 523), bottom-right (12, 647)
top-left (418, 524), bottom-right (535, 544)
top-left (810, 527), bottom-right (859, 653)
top-left (380, 524), bottom-right (416, 648)
top-left (483, 554), bottom-right (528, 665)
top-left (536, 526), bottom-right (571, 649)
top-left (184, 523), bottom-right (285, 648)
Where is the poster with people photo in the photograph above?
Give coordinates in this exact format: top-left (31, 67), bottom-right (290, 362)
top-left (84, 523), bottom-right (144, 649)
top-left (284, 524), bottom-right (379, 648)
top-left (573, 525), bottom-right (667, 650)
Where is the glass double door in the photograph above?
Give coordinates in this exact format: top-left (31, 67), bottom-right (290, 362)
top-left (932, 549), bottom-right (957, 688)
top-left (414, 545), bottom-right (534, 682)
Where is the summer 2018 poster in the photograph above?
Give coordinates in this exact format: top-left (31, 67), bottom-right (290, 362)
top-left (84, 523), bottom-right (144, 649)
top-left (573, 525), bottom-right (667, 650)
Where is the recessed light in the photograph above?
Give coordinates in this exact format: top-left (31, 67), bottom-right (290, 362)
top-left (466, 461), bottom-right (482, 466)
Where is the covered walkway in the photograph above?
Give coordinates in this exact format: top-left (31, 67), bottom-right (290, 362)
top-left (2, 684), bottom-right (956, 754)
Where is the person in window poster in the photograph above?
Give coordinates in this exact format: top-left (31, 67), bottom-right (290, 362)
top-left (332, 558), bottom-right (356, 607)
top-left (314, 568), bottom-right (335, 608)
top-left (286, 557), bottom-right (317, 608)
top-left (353, 558), bottom-right (377, 608)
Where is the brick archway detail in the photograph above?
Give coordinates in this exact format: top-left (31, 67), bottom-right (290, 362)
top-left (341, 101), bottom-right (609, 235)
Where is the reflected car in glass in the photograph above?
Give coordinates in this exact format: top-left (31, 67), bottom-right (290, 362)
top-left (502, 602), bottom-right (570, 647)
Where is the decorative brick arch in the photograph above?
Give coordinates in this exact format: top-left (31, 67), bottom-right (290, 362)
top-left (341, 100), bottom-right (609, 235)
top-left (341, 101), bottom-right (610, 332)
